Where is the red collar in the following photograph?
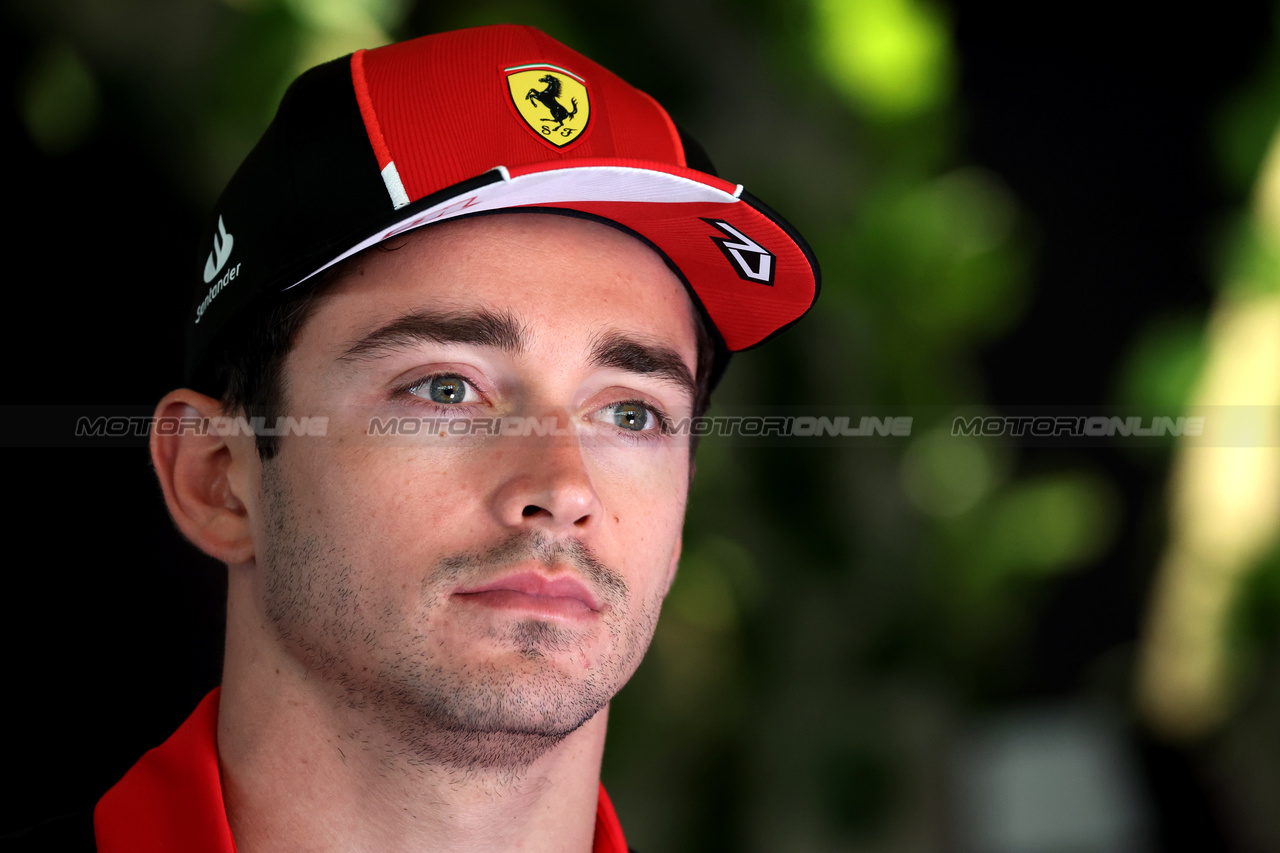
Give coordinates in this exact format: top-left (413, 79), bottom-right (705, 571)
top-left (95, 688), bottom-right (629, 853)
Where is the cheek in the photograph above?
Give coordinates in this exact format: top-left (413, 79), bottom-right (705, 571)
top-left (286, 443), bottom-right (496, 558)
top-left (593, 437), bottom-right (689, 504)
top-left (591, 446), bottom-right (688, 569)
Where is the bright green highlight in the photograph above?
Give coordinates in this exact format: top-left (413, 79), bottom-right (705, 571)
top-left (812, 0), bottom-right (953, 121)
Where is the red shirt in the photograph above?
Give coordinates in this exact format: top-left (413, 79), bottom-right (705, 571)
top-left (95, 689), bottom-right (629, 852)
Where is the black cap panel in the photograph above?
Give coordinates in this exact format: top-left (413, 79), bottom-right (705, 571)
top-left (184, 53), bottom-right (389, 391)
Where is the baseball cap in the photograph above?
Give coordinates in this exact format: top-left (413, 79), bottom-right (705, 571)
top-left (186, 24), bottom-right (820, 392)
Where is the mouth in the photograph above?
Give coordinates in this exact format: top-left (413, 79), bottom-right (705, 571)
top-left (452, 569), bottom-right (604, 620)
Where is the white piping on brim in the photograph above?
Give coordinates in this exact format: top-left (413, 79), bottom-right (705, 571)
top-left (381, 161), bottom-right (411, 209)
top-left (288, 165), bottom-right (742, 290)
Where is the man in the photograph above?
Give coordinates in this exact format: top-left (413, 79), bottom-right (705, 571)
top-left (91, 23), bottom-right (817, 852)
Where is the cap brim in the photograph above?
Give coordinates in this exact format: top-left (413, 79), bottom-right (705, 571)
top-left (289, 161), bottom-right (820, 354)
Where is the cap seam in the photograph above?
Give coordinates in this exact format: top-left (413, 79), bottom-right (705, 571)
top-left (351, 50), bottom-right (392, 170)
top-left (635, 88), bottom-right (685, 168)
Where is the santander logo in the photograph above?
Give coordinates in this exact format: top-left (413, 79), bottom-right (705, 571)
top-left (194, 215), bottom-right (242, 325)
top-left (203, 216), bottom-right (235, 283)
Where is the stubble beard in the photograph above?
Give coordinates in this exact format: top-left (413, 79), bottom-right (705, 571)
top-left (258, 463), bottom-right (664, 773)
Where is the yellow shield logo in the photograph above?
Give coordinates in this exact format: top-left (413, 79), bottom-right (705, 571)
top-left (505, 65), bottom-right (590, 148)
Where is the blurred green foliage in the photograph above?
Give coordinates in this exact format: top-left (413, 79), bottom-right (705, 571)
top-left (19, 40), bottom-right (98, 154)
top-left (812, 0), bottom-right (952, 123)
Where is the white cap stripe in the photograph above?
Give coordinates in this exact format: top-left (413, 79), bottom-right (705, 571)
top-left (288, 165), bottom-right (741, 291)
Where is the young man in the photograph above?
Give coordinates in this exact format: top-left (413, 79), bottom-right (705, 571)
top-left (97, 24), bottom-right (817, 852)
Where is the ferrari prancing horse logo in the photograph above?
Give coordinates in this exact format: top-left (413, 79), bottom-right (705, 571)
top-left (505, 64), bottom-right (590, 148)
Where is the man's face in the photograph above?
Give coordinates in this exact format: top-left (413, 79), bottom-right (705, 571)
top-left (250, 213), bottom-right (698, 764)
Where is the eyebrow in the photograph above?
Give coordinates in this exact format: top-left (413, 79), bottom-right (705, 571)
top-left (338, 311), bottom-right (695, 400)
top-left (339, 309), bottom-right (527, 360)
top-left (590, 332), bottom-right (696, 402)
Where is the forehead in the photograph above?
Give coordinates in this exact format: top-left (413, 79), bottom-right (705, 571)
top-left (303, 212), bottom-right (701, 366)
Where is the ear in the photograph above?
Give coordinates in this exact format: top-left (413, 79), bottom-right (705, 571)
top-left (150, 390), bottom-right (258, 565)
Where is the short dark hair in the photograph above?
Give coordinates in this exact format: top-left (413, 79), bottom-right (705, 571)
top-left (214, 242), bottom-right (717, 462)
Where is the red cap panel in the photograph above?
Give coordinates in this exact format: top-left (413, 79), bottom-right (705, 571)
top-left (356, 26), bottom-right (686, 205)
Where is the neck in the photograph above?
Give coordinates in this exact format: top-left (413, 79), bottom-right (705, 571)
top-left (217, 572), bottom-right (608, 853)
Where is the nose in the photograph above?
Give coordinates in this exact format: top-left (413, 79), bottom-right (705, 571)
top-left (490, 417), bottom-right (602, 535)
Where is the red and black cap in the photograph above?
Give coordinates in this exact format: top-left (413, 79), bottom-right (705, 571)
top-left (186, 24), bottom-right (820, 391)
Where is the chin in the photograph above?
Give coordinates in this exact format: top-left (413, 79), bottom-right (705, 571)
top-left (362, 662), bottom-right (612, 770)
